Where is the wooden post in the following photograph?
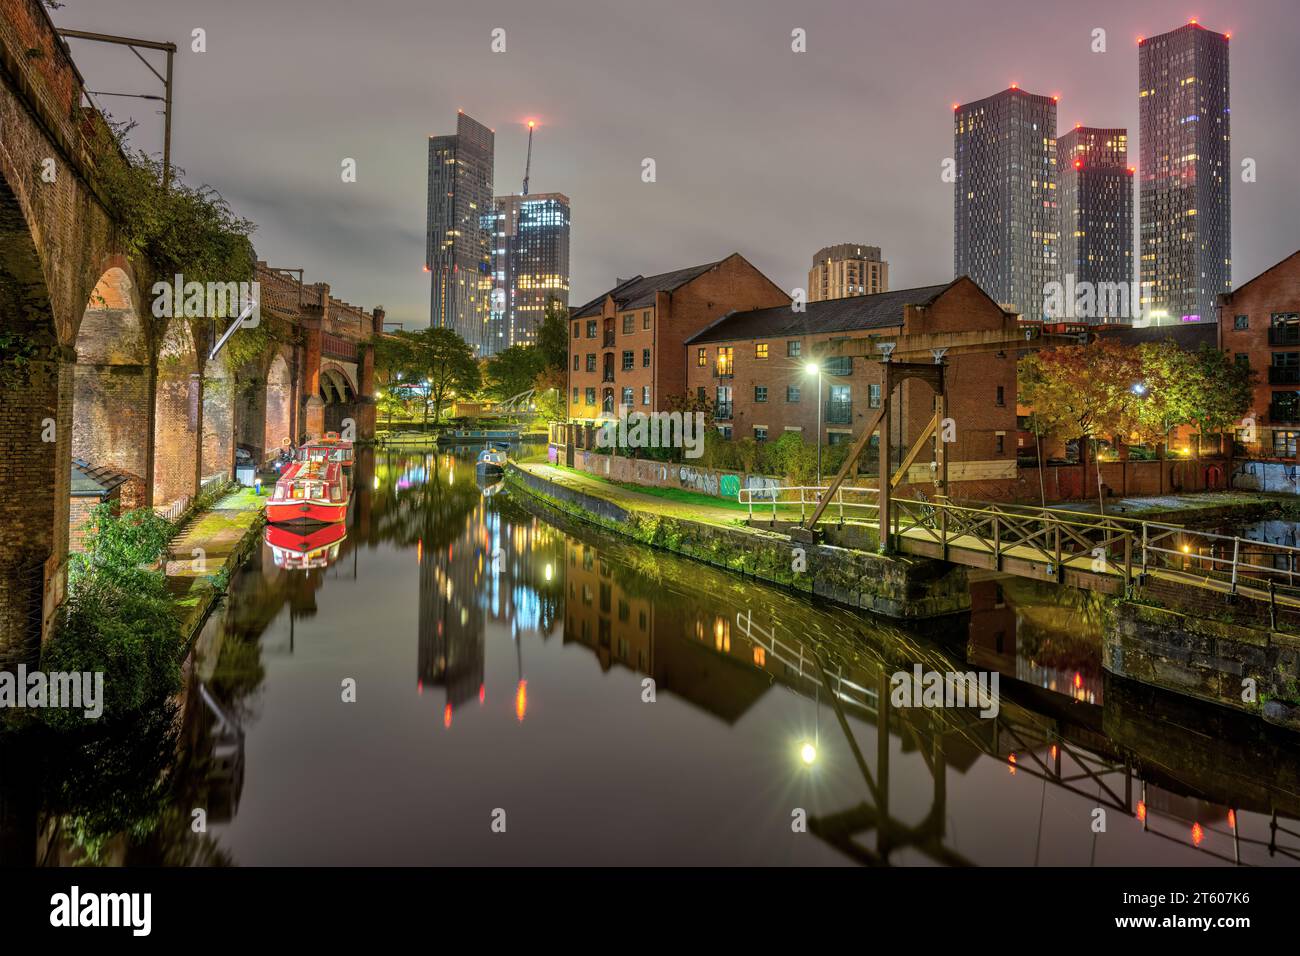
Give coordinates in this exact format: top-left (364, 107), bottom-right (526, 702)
top-left (1124, 533), bottom-right (1133, 595)
top-left (878, 371), bottom-right (892, 553)
top-left (936, 379), bottom-right (948, 496)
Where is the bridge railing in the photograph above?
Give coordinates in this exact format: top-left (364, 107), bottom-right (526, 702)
top-left (1141, 522), bottom-right (1300, 597)
top-left (737, 484), bottom-right (878, 524)
top-left (737, 483), bottom-right (1300, 605)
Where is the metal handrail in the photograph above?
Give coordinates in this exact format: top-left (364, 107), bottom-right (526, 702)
top-left (737, 482), bottom-right (1300, 599)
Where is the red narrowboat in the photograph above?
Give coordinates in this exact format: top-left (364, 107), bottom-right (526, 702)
top-left (267, 447), bottom-right (350, 524)
top-left (300, 431), bottom-right (354, 470)
top-left (265, 522), bottom-right (348, 570)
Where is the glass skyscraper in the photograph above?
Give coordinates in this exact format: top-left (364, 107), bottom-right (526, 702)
top-left (954, 86), bottom-right (1059, 319)
top-left (1058, 126), bottom-right (1134, 322)
top-left (1138, 20), bottom-right (1231, 323)
top-left (485, 192), bottom-right (571, 356)
top-left (427, 111), bottom-right (494, 351)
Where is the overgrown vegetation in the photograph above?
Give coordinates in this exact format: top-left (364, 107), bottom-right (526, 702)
top-left (41, 504), bottom-right (184, 729)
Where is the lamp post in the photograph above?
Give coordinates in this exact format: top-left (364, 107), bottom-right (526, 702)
top-left (806, 362), bottom-right (823, 486)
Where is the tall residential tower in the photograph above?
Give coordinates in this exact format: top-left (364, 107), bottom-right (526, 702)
top-left (1057, 126), bottom-right (1134, 321)
top-left (427, 111), bottom-right (495, 350)
top-left (808, 244), bottom-right (889, 301)
top-left (1138, 20), bottom-right (1231, 323)
top-left (486, 192), bottom-right (571, 356)
top-left (954, 86), bottom-right (1059, 318)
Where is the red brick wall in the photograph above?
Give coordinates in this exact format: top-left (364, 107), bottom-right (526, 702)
top-left (685, 277), bottom-right (1019, 474)
top-left (68, 488), bottom-right (120, 553)
top-left (1218, 250), bottom-right (1300, 457)
top-left (567, 255), bottom-right (788, 420)
top-left (71, 363), bottom-right (152, 509)
top-left (152, 369), bottom-right (200, 510)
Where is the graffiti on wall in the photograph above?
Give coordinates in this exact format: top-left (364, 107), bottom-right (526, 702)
top-left (742, 475), bottom-right (780, 501)
top-left (678, 466), bottom-right (719, 497)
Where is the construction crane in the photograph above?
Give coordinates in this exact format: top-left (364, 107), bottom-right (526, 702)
top-left (522, 119), bottom-right (536, 195)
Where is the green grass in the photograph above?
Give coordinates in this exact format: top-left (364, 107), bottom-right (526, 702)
top-left (550, 465), bottom-right (804, 516)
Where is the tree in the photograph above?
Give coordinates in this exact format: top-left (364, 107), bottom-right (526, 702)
top-left (533, 363), bottom-right (567, 422)
top-left (483, 344), bottom-right (545, 402)
top-left (1185, 345), bottom-right (1255, 452)
top-left (1018, 340), bottom-right (1142, 446)
top-left (536, 296), bottom-right (570, 372)
top-left (405, 327), bottom-right (480, 425)
top-left (1018, 340), bottom-right (1144, 512)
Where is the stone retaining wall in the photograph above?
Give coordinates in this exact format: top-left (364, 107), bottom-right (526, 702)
top-left (507, 465), bottom-right (969, 621)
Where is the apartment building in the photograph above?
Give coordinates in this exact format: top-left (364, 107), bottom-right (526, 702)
top-left (566, 254), bottom-right (789, 423)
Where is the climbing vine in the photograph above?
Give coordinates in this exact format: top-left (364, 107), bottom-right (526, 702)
top-left (92, 121), bottom-right (256, 296)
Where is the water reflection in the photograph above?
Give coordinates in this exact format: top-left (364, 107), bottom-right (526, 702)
top-left (10, 448), bottom-right (1300, 866)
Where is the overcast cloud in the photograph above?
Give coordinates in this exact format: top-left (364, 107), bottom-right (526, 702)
top-left (54, 0), bottom-right (1300, 326)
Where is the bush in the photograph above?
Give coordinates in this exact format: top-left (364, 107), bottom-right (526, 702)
top-left (41, 505), bottom-right (184, 729)
top-left (39, 574), bottom-right (183, 729)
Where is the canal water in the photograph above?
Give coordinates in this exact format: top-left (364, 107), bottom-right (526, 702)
top-left (31, 449), bottom-right (1300, 865)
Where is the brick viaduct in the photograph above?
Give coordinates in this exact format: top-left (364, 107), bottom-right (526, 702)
top-left (0, 0), bottom-right (377, 666)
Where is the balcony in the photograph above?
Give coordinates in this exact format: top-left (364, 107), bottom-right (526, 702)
top-left (1270, 367), bottom-right (1300, 385)
top-left (1269, 403), bottom-right (1300, 425)
top-left (1268, 326), bottom-right (1300, 346)
top-left (714, 402), bottom-right (733, 421)
top-left (602, 371), bottom-right (615, 384)
top-left (825, 400), bottom-right (852, 425)
top-left (603, 332), bottom-right (616, 348)
top-left (712, 365), bottom-right (734, 379)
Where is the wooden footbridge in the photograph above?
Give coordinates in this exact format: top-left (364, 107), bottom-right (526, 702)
top-left (740, 357), bottom-right (1300, 623)
top-left (742, 485), bottom-right (1300, 612)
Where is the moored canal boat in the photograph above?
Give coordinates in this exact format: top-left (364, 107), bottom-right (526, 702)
top-left (264, 521), bottom-right (348, 569)
top-left (267, 449), bottom-right (350, 524)
top-left (301, 431), bottom-right (354, 470)
top-left (475, 444), bottom-right (508, 478)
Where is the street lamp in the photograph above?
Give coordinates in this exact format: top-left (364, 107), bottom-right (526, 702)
top-left (805, 362), bottom-right (823, 486)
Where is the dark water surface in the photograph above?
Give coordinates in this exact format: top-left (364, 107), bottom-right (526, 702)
top-left (29, 449), bottom-right (1300, 866)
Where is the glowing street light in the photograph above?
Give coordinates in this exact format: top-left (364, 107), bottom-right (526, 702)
top-left (805, 362), bottom-right (823, 486)
top-left (800, 741), bottom-right (818, 766)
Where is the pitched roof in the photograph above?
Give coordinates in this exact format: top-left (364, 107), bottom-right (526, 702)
top-left (570, 260), bottom-right (724, 318)
top-left (1222, 249), bottom-right (1300, 302)
top-left (1096, 322), bottom-right (1218, 350)
top-left (70, 458), bottom-right (130, 498)
top-left (685, 281), bottom-right (959, 345)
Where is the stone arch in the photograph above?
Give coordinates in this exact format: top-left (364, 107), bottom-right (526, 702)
top-left (71, 262), bottom-right (153, 513)
top-left (0, 158), bottom-right (64, 665)
top-left (233, 348), bottom-right (294, 467)
top-left (152, 319), bottom-right (202, 512)
top-left (319, 363), bottom-right (357, 433)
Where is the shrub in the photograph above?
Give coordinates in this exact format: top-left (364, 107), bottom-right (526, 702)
top-left (41, 505), bottom-right (184, 728)
top-left (39, 574), bottom-right (183, 729)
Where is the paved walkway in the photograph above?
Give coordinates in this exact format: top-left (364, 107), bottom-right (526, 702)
top-left (164, 487), bottom-right (266, 633)
top-left (516, 461), bottom-right (744, 526)
top-left (1043, 490), bottom-right (1290, 519)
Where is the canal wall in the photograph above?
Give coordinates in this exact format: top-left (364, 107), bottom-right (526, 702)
top-left (505, 464), bottom-right (969, 620)
top-left (1104, 593), bottom-right (1300, 732)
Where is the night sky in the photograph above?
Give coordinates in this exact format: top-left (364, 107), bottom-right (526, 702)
top-left (54, 0), bottom-right (1300, 327)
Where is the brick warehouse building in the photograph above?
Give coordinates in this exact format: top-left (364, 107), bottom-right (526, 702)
top-left (566, 254), bottom-right (789, 423)
top-left (1218, 250), bottom-right (1300, 458)
top-left (684, 277), bottom-right (1021, 483)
